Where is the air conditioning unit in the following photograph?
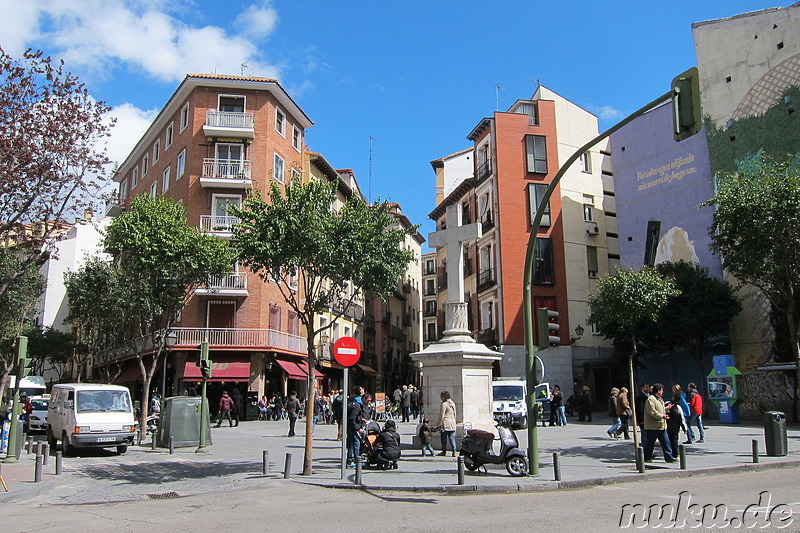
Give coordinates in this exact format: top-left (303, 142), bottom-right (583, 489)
top-left (586, 224), bottom-right (600, 235)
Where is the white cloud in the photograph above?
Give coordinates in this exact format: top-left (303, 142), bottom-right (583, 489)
top-left (104, 102), bottom-right (159, 168)
top-left (0, 3), bottom-right (44, 56)
top-left (2, 0), bottom-right (281, 83)
top-left (234, 1), bottom-right (279, 40)
top-left (589, 105), bottom-right (624, 121)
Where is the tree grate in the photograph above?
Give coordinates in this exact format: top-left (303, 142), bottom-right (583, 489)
top-left (147, 491), bottom-right (180, 500)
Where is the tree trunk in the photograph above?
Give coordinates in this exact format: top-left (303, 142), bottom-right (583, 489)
top-left (138, 356), bottom-right (150, 440)
top-left (302, 333), bottom-right (316, 476)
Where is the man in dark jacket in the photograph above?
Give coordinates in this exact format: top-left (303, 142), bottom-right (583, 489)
top-left (635, 382), bottom-right (651, 449)
top-left (285, 391), bottom-right (301, 437)
top-left (374, 419), bottom-right (401, 468)
top-left (332, 389), bottom-right (344, 441)
top-left (346, 393), bottom-right (371, 466)
top-left (231, 388), bottom-right (243, 427)
top-left (215, 391), bottom-right (235, 427)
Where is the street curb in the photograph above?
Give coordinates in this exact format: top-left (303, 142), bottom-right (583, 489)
top-left (294, 459), bottom-right (800, 494)
top-left (0, 477), bottom-right (63, 504)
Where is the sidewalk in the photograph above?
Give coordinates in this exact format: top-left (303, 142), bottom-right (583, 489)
top-left (1, 417), bottom-right (798, 502)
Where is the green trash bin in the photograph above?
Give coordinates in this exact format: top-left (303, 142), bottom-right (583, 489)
top-left (157, 396), bottom-right (211, 448)
top-left (764, 411), bottom-right (787, 457)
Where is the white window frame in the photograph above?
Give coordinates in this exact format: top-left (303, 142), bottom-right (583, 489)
top-left (290, 168), bottom-right (301, 184)
top-left (166, 122), bottom-right (174, 148)
top-left (580, 151), bottom-right (591, 173)
top-left (119, 179), bottom-right (128, 200)
top-left (275, 107), bottom-right (286, 137)
top-left (180, 102), bottom-right (189, 132)
top-left (583, 197), bottom-right (595, 222)
top-left (587, 245), bottom-right (598, 278)
top-left (218, 94), bottom-right (246, 112)
top-left (153, 139), bottom-right (160, 163)
top-left (211, 193), bottom-right (242, 217)
top-left (131, 167), bottom-right (139, 188)
top-left (177, 149), bottom-right (186, 179)
top-left (480, 300), bottom-right (494, 331)
top-left (273, 153), bottom-right (285, 183)
top-left (162, 166), bottom-right (170, 193)
top-left (149, 181), bottom-right (157, 198)
top-left (142, 154), bottom-right (149, 176)
top-left (292, 126), bottom-right (302, 152)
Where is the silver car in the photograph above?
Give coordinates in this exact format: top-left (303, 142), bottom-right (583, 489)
top-left (26, 397), bottom-right (49, 432)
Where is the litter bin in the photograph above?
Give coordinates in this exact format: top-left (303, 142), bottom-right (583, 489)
top-left (764, 411), bottom-right (787, 457)
top-left (157, 396), bottom-right (211, 448)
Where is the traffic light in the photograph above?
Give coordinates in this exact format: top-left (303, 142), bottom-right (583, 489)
top-left (16, 336), bottom-right (30, 378)
top-left (672, 67), bottom-right (702, 142)
top-left (537, 308), bottom-right (560, 349)
top-left (199, 342), bottom-right (212, 380)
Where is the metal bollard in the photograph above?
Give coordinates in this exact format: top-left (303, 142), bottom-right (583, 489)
top-left (283, 452), bottom-right (292, 479)
top-left (169, 436), bottom-right (174, 455)
top-left (26, 437), bottom-right (34, 454)
top-left (35, 441), bottom-right (43, 457)
top-left (354, 457), bottom-right (363, 485)
top-left (752, 439), bottom-right (760, 464)
top-left (553, 452), bottom-right (561, 481)
top-left (637, 446), bottom-right (645, 473)
top-left (457, 456), bottom-right (465, 485)
top-left (42, 443), bottom-right (49, 465)
top-left (262, 450), bottom-right (269, 475)
top-left (678, 444), bottom-right (686, 470)
top-left (34, 454), bottom-right (43, 483)
top-left (55, 451), bottom-right (62, 475)
top-left (151, 434), bottom-right (157, 450)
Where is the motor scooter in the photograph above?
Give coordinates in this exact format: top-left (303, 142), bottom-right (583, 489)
top-left (459, 417), bottom-right (528, 476)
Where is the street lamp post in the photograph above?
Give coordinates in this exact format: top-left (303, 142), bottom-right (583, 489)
top-left (161, 330), bottom-right (178, 398)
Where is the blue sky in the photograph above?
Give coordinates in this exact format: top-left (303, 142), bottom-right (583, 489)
top-left (1, 0), bottom-right (778, 248)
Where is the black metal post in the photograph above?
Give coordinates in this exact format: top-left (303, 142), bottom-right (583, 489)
top-left (678, 444), bottom-right (686, 470)
top-left (752, 439), bottom-right (760, 463)
top-left (637, 446), bottom-right (645, 473)
top-left (553, 452), bottom-right (561, 481)
top-left (354, 456), bottom-right (363, 485)
top-left (457, 456), bottom-right (465, 485)
top-left (34, 454), bottom-right (42, 483)
top-left (55, 451), bottom-right (62, 475)
top-left (283, 452), bottom-right (292, 479)
top-left (262, 450), bottom-right (269, 475)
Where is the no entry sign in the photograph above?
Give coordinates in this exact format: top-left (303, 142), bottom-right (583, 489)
top-left (333, 336), bottom-right (361, 367)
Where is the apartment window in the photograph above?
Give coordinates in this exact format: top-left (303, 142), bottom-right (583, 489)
top-left (583, 196), bottom-right (595, 222)
top-left (273, 154), bottom-right (285, 183)
top-left (275, 107), bottom-right (286, 136)
top-left (644, 220), bottom-right (662, 267)
top-left (517, 102), bottom-right (539, 126)
top-left (587, 245), bottom-right (599, 278)
top-left (426, 322), bottom-right (437, 342)
top-left (131, 167), bottom-right (139, 188)
top-left (177, 149), bottom-right (186, 178)
top-left (480, 301), bottom-right (494, 331)
top-left (591, 321), bottom-right (602, 335)
top-left (528, 183), bottom-right (551, 227)
top-left (166, 122), bottom-right (174, 148)
top-left (290, 168), bottom-right (301, 184)
top-left (149, 181), bottom-right (157, 198)
top-left (525, 135), bottom-right (547, 173)
top-left (292, 126), bottom-right (302, 152)
top-left (533, 237), bottom-right (554, 285)
top-left (219, 95), bottom-right (245, 112)
top-left (180, 103), bottom-right (189, 132)
top-left (580, 151), bottom-right (591, 173)
top-left (142, 154), bottom-right (149, 175)
top-left (153, 139), bottom-right (160, 163)
top-left (212, 194), bottom-right (242, 219)
top-left (119, 179), bottom-right (128, 200)
top-left (162, 166), bottom-right (170, 193)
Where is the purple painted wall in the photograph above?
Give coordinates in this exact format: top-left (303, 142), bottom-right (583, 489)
top-left (610, 102), bottom-right (721, 278)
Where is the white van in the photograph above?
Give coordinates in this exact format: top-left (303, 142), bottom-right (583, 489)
top-left (47, 384), bottom-right (136, 454)
top-left (492, 379), bottom-right (551, 428)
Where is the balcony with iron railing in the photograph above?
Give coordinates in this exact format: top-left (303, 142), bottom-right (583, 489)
top-left (481, 212), bottom-right (495, 233)
top-left (203, 110), bottom-right (255, 139)
top-left (477, 267), bottom-right (496, 292)
top-left (195, 271), bottom-right (248, 296)
top-left (199, 215), bottom-right (240, 237)
top-left (200, 159), bottom-right (252, 189)
top-left (476, 159), bottom-right (492, 185)
top-left (423, 305), bottom-right (437, 318)
top-left (477, 328), bottom-right (497, 345)
top-left (437, 273), bottom-right (448, 291)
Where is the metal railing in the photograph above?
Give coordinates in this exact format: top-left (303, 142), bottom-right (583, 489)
top-left (202, 158), bottom-right (252, 180)
top-left (203, 272), bottom-right (247, 290)
top-left (199, 215), bottom-right (240, 233)
top-left (206, 110), bottom-right (254, 129)
top-left (172, 328), bottom-right (307, 354)
top-left (476, 160), bottom-right (492, 184)
top-left (477, 267), bottom-right (495, 290)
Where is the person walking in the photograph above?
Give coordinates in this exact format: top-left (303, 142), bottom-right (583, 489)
top-left (392, 385), bottom-right (402, 408)
top-left (401, 385), bottom-right (411, 423)
top-left (312, 391), bottom-right (324, 429)
top-left (578, 385), bottom-right (593, 422)
top-left (643, 383), bottom-right (675, 463)
top-left (686, 382), bottom-right (705, 443)
top-left (332, 389), bottom-right (344, 441)
top-left (607, 388), bottom-right (622, 438)
top-left (437, 390), bottom-right (457, 456)
top-left (410, 386), bottom-right (420, 420)
top-left (418, 417), bottom-right (435, 456)
top-left (231, 388), bottom-right (243, 427)
top-left (552, 385), bottom-right (567, 426)
top-left (216, 391), bottom-right (234, 428)
top-left (616, 386), bottom-right (632, 439)
top-left (666, 393), bottom-right (687, 455)
top-left (285, 391), bottom-right (300, 437)
top-left (635, 382), bottom-right (651, 449)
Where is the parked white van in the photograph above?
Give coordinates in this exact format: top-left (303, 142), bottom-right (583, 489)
top-left (47, 384), bottom-right (136, 454)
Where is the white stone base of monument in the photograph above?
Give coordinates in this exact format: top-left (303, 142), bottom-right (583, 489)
top-left (411, 341), bottom-right (502, 447)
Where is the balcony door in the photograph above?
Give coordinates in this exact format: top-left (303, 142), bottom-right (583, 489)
top-left (211, 194), bottom-right (241, 231)
top-left (207, 301), bottom-right (236, 329)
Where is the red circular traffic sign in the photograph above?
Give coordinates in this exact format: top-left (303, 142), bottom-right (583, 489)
top-left (333, 336), bottom-right (361, 367)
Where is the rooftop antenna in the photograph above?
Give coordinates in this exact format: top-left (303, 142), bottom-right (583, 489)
top-left (525, 78), bottom-right (541, 96)
top-left (240, 62), bottom-right (252, 76)
top-left (369, 136), bottom-right (377, 203)
top-left (495, 85), bottom-right (506, 111)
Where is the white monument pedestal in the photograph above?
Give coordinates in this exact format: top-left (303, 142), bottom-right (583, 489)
top-left (412, 341), bottom-right (501, 444)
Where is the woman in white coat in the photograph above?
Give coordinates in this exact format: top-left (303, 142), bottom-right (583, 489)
top-left (437, 390), bottom-right (457, 456)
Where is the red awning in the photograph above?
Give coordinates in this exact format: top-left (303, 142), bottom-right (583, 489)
top-left (276, 359), bottom-right (306, 380)
top-left (183, 361), bottom-right (250, 382)
top-left (114, 363), bottom-right (144, 384)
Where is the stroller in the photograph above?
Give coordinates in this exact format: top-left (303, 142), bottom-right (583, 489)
top-left (361, 420), bottom-right (401, 470)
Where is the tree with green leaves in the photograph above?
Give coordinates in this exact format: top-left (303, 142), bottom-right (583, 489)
top-left (231, 179), bottom-right (415, 476)
top-left (653, 261), bottom-right (741, 395)
top-left (22, 324), bottom-right (76, 381)
top-left (103, 194), bottom-right (234, 434)
top-left (705, 151), bottom-right (800, 421)
top-left (589, 266), bottom-right (680, 451)
top-left (0, 248), bottom-right (45, 407)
